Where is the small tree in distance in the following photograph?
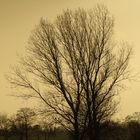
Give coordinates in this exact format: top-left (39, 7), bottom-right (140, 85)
top-left (0, 114), bottom-right (10, 140)
top-left (7, 5), bottom-right (132, 140)
top-left (16, 108), bottom-right (35, 140)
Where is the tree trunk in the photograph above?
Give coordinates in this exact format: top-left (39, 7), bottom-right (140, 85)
top-left (19, 134), bottom-right (23, 140)
top-left (25, 124), bottom-right (28, 140)
top-left (4, 130), bottom-right (8, 140)
top-left (73, 132), bottom-right (80, 140)
top-left (88, 120), bottom-right (99, 140)
top-left (88, 128), bottom-right (99, 140)
top-left (73, 122), bottom-right (80, 140)
top-left (44, 132), bottom-right (47, 140)
top-left (93, 127), bottom-right (99, 140)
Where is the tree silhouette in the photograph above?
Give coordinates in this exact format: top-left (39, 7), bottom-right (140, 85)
top-left (16, 108), bottom-right (35, 140)
top-left (0, 114), bottom-right (10, 140)
top-left (7, 5), bottom-right (132, 140)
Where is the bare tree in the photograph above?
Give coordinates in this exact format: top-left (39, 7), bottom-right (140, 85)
top-left (7, 5), bottom-right (132, 140)
top-left (16, 108), bottom-right (35, 140)
top-left (0, 114), bottom-right (10, 140)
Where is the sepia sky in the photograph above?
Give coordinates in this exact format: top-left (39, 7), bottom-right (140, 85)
top-left (0, 0), bottom-right (140, 118)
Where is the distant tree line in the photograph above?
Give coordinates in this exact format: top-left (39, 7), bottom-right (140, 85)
top-left (0, 107), bottom-right (69, 140)
top-left (0, 108), bottom-right (140, 140)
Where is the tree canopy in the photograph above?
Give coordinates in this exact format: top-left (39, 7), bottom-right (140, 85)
top-left (7, 5), bottom-right (132, 140)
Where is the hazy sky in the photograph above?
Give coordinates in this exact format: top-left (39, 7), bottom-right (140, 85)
top-left (0, 0), bottom-right (140, 118)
